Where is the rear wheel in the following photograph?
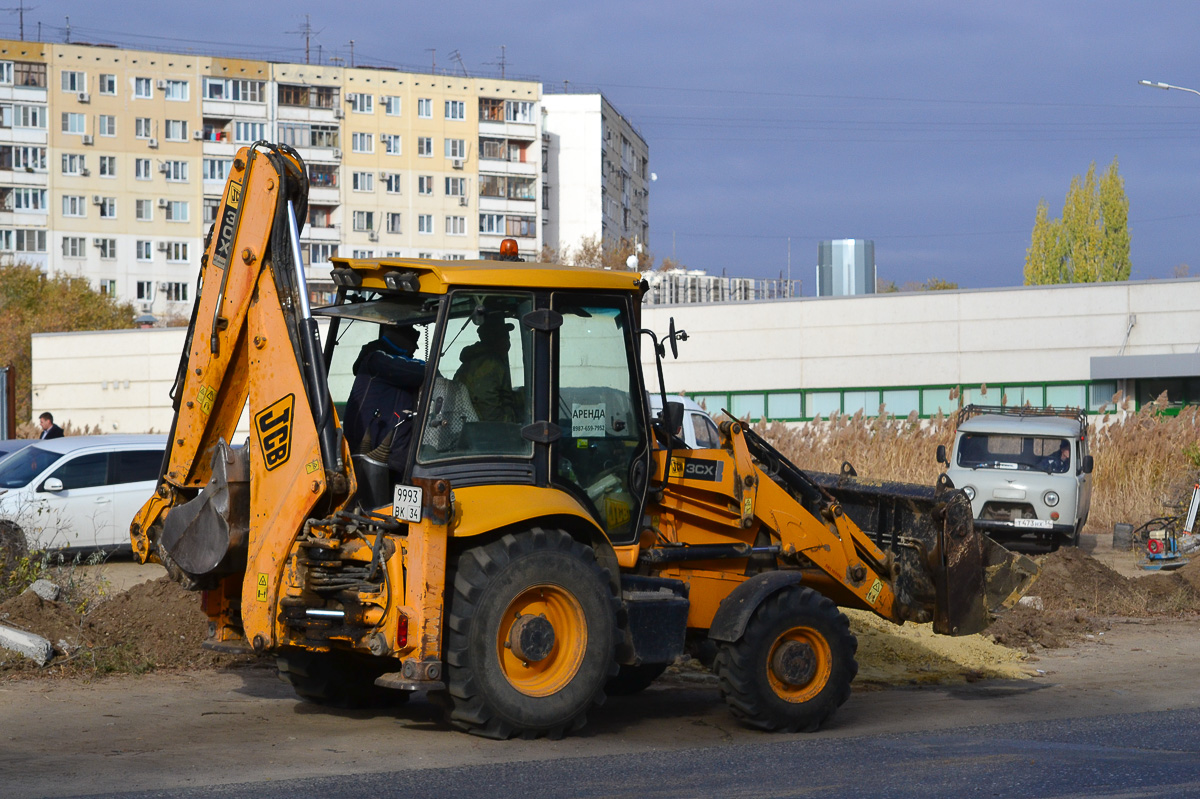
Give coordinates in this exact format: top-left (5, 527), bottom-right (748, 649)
top-left (444, 527), bottom-right (618, 739)
top-left (713, 586), bottom-right (857, 732)
top-left (277, 647), bottom-right (410, 709)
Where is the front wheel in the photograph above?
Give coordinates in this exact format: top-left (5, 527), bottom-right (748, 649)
top-left (713, 585), bottom-right (857, 732)
top-left (444, 527), bottom-right (618, 739)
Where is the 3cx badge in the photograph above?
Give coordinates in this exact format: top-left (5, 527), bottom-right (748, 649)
top-left (254, 394), bottom-right (294, 471)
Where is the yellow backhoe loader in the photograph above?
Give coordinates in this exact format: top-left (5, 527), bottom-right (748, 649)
top-left (132, 142), bottom-right (1035, 738)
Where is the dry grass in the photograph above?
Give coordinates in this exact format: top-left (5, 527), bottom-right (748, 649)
top-left (750, 393), bottom-right (1200, 535)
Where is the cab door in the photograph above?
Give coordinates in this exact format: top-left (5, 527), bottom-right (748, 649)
top-left (552, 294), bottom-right (650, 545)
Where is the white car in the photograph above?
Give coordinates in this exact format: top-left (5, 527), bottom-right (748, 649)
top-left (0, 435), bottom-right (166, 554)
top-left (647, 394), bottom-right (721, 449)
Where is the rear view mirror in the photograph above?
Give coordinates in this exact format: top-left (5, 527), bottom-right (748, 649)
top-left (41, 477), bottom-right (63, 493)
top-left (936, 444), bottom-right (947, 465)
top-left (665, 401), bottom-right (685, 436)
top-left (1082, 455), bottom-right (1094, 474)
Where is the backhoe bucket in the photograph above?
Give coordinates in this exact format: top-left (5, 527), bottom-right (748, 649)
top-left (809, 471), bottom-right (1038, 635)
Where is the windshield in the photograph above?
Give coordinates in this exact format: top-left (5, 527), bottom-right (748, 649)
top-left (0, 445), bottom-right (63, 488)
top-left (956, 432), bottom-right (1072, 473)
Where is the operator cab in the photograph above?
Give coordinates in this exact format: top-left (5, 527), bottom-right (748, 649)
top-left (315, 246), bottom-right (652, 545)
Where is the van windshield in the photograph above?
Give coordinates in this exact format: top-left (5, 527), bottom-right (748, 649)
top-left (0, 446), bottom-right (63, 488)
top-left (956, 433), bottom-right (1071, 473)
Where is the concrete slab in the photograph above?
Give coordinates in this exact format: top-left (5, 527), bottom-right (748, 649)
top-left (0, 623), bottom-right (52, 665)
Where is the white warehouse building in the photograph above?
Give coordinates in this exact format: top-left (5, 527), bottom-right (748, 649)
top-left (30, 276), bottom-right (1200, 433)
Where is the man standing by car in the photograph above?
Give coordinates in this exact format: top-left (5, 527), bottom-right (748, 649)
top-left (38, 412), bottom-right (63, 439)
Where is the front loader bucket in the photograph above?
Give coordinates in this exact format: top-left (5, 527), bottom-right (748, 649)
top-left (808, 471), bottom-right (1037, 636)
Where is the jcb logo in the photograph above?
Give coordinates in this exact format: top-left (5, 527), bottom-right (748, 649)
top-left (255, 394), bottom-right (293, 471)
top-left (211, 178), bottom-right (243, 271)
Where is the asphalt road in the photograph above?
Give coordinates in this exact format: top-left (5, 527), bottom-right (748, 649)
top-left (67, 708), bottom-right (1200, 799)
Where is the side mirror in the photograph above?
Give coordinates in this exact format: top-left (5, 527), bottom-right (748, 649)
top-left (665, 401), bottom-right (685, 437)
top-left (936, 444), bottom-right (947, 465)
top-left (41, 477), bottom-right (64, 493)
top-left (1082, 455), bottom-right (1094, 474)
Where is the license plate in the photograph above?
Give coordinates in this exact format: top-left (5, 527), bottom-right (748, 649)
top-left (1013, 518), bottom-right (1052, 529)
top-left (392, 484), bottom-right (423, 523)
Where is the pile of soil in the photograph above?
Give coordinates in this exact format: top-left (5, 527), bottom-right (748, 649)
top-left (986, 548), bottom-right (1200, 651)
top-left (0, 577), bottom-right (256, 676)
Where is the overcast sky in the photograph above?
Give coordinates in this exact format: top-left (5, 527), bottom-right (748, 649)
top-left (7, 1), bottom-right (1200, 292)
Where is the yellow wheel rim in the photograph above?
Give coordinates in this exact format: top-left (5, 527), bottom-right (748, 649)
top-left (766, 626), bottom-right (833, 704)
top-left (496, 584), bottom-right (588, 697)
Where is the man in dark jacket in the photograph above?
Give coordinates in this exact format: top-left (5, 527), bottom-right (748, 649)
top-left (38, 413), bottom-right (64, 439)
top-left (455, 314), bottom-right (521, 423)
top-left (343, 324), bottom-right (425, 474)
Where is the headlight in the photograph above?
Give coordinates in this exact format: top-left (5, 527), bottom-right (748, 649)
top-left (962, 485), bottom-right (976, 501)
top-left (1044, 490), bottom-right (1060, 507)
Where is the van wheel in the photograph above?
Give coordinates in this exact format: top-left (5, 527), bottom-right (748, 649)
top-left (0, 521), bottom-right (28, 570)
top-left (714, 585), bottom-right (857, 732)
top-left (277, 647), bottom-right (410, 709)
top-left (444, 528), bottom-right (618, 739)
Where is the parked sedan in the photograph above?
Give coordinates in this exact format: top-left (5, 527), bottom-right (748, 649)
top-left (0, 435), bottom-right (166, 553)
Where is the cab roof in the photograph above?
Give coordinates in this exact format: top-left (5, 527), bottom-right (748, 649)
top-left (329, 256), bottom-right (646, 295)
top-left (958, 414), bottom-right (1082, 438)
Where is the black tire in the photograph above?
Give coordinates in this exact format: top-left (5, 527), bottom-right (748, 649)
top-left (0, 521), bottom-right (28, 571)
top-left (606, 663), bottom-right (668, 696)
top-left (444, 527), bottom-right (618, 739)
top-left (713, 585), bottom-right (857, 733)
top-left (277, 647), bottom-right (410, 709)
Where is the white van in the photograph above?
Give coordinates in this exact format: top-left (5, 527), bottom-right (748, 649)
top-left (0, 435), bottom-right (166, 554)
top-left (647, 394), bottom-right (721, 449)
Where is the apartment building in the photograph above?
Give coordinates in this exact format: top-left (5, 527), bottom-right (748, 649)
top-left (0, 38), bottom-right (544, 317)
top-left (541, 92), bottom-right (650, 256)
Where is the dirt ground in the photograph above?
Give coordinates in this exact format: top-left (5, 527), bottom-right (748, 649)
top-left (1, 530), bottom-right (1197, 684)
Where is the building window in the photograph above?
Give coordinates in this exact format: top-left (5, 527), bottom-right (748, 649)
top-left (203, 197), bottom-right (220, 224)
top-left (3, 229), bottom-right (47, 252)
top-left (445, 216), bottom-right (466, 236)
top-left (417, 98), bottom-right (432, 118)
top-left (98, 115), bottom-right (116, 136)
top-left (61, 70), bottom-right (85, 92)
top-left (445, 138), bottom-right (465, 159)
top-left (382, 133), bottom-right (401, 155)
top-left (164, 120), bottom-right (188, 141)
top-left (98, 279), bottom-right (116, 296)
top-left (418, 214), bottom-right (433, 234)
top-left (97, 238), bottom-right (116, 259)
top-left (166, 242), bottom-right (189, 263)
top-left (62, 195), bottom-right (86, 217)
top-left (10, 187), bottom-right (46, 211)
top-left (480, 98), bottom-right (504, 122)
top-left (164, 80), bottom-right (189, 101)
top-left (479, 174), bottom-right (504, 197)
top-left (203, 78), bottom-right (264, 102)
top-left (10, 146), bottom-right (46, 171)
top-left (418, 175), bottom-right (433, 195)
top-left (348, 93), bottom-right (373, 114)
top-left (309, 163), bottom-right (338, 188)
top-left (383, 173), bottom-right (403, 194)
top-left (135, 117), bottom-right (152, 139)
top-left (134, 77), bottom-right (152, 98)
top-left (98, 197), bottom-right (116, 218)
top-left (62, 236), bottom-right (85, 258)
top-left (62, 112), bottom-right (86, 134)
top-left (164, 201), bottom-right (188, 221)
top-left (136, 199), bottom-right (153, 221)
top-left (479, 213), bottom-right (503, 234)
top-left (62, 153), bottom-right (86, 176)
top-left (277, 122), bottom-right (339, 149)
top-left (136, 240), bottom-right (152, 261)
top-left (386, 212), bottom-right (402, 234)
top-left (445, 100), bottom-right (464, 120)
top-left (135, 158), bottom-right (151, 180)
top-left (507, 175), bottom-right (535, 200)
top-left (417, 136), bottom-right (432, 157)
top-left (506, 215), bottom-right (535, 237)
top-left (12, 104), bottom-right (46, 129)
top-left (506, 101), bottom-right (534, 123)
top-left (203, 158), bottom-right (231, 181)
top-left (351, 132), bottom-right (374, 153)
top-left (383, 95), bottom-right (401, 116)
top-left (0, 62), bottom-right (11, 85)
top-left (352, 210), bottom-right (375, 232)
top-left (163, 160), bottom-right (188, 182)
top-left (310, 243), bottom-right (336, 264)
top-left (351, 171), bottom-right (374, 192)
top-left (234, 120), bottom-right (265, 143)
top-left (164, 282), bottom-right (189, 302)
top-left (137, 281), bottom-right (154, 301)
top-left (99, 74), bottom-right (116, 95)
top-left (277, 83), bottom-right (338, 109)
top-left (98, 155), bottom-right (116, 177)
top-left (445, 177), bottom-right (465, 196)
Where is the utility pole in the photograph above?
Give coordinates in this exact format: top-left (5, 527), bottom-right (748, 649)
top-left (64, 14), bottom-right (69, 43)
top-left (347, 39), bottom-right (355, 68)
top-left (0, 1), bottom-right (34, 41)
top-left (449, 49), bottom-right (468, 77)
top-left (426, 48), bottom-right (436, 73)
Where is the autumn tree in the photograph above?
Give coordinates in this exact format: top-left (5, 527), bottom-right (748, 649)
top-left (0, 263), bottom-right (135, 422)
top-left (1025, 157), bottom-right (1131, 285)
